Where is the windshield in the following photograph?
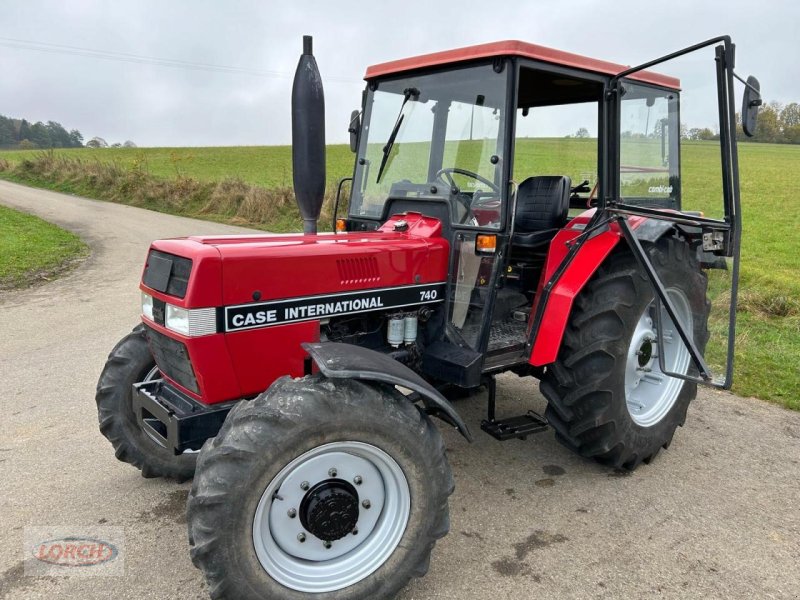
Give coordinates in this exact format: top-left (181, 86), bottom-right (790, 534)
top-left (350, 63), bottom-right (509, 229)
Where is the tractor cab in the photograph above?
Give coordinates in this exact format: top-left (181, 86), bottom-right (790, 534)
top-left (342, 41), bottom-right (694, 384)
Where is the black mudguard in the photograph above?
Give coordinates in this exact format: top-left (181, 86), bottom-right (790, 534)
top-left (302, 342), bottom-right (472, 442)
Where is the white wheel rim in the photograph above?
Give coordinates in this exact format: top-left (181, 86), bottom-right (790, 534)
top-left (624, 288), bottom-right (693, 427)
top-left (252, 441), bottom-right (410, 593)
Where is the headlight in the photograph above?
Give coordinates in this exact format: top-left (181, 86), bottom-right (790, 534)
top-left (141, 292), bottom-right (154, 320)
top-left (165, 304), bottom-right (190, 335)
top-left (165, 304), bottom-right (216, 337)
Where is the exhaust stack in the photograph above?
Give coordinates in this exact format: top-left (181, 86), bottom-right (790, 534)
top-left (291, 35), bottom-right (326, 235)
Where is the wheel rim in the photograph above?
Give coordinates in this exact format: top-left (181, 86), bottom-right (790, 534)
top-left (252, 441), bottom-right (410, 593)
top-left (624, 288), bottom-right (693, 427)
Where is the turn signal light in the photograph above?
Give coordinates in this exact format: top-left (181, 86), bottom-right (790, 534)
top-left (336, 219), bottom-right (347, 233)
top-left (476, 234), bottom-right (497, 254)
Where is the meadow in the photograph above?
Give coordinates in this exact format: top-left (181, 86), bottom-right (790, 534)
top-left (0, 204), bottom-right (88, 289)
top-left (0, 139), bottom-right (797, 408)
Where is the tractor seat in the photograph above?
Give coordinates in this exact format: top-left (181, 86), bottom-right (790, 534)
top-left (512, 175), bottom-right (571, 248)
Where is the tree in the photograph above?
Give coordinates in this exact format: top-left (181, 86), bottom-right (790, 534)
top-left (780, 103), bottom-right (800, 129)
top-left (86, 136), bottom-right (108, 148)
top-left (574, 127), bottom-right (590, 138)
top-left (123, 140), bottom-right (137, 148)
top-left (0, 116), bottom-right (14, 147)
top-left (752, 102), bottom-right (780, 143)
top-left (68, 129), bottom-right (83, 147)
top-left (18, 119), bottom-right (31, 143)
top-left (29, 122), bottom-right (52, 148)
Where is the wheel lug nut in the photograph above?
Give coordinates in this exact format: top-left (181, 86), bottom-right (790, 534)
top-left (287, 508), bottom-right (297, 519)
top-left (353, 475), bottom-right (363, 485)
top-left (323, 541), bottom-right (332, 549)
top-left (362, 499), bottom-right (371, 509)
top-left (300, 481), bottom-right (309, 491)
top-left (328, 468), bottom-right (337, 477)
top-left (297, 533), bottom-right (306, 543)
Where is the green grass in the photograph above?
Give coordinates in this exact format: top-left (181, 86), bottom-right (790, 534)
top-left (0, 140), bottom-right (797, 409)
top-left (0, 204), bottom-right (88, 289)
top-left (0, 145), bottom-right (356, 188)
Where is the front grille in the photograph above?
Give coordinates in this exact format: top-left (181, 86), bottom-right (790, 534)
top-left (142, 250), bottom-right (193, 298)
top-left (143, 324), bottom-right (199, 394)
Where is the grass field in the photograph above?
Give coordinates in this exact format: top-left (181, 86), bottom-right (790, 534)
top-left (0, 204), bottom-right (88, 289)
top-left (0, 140), bottom-right (797, 408)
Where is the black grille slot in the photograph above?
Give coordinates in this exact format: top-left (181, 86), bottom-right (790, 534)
top-left (143, 324), bottom-right (199, 394)
top-left (142, 250), bottom-right (193, 298)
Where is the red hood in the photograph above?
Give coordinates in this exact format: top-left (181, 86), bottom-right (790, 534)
top-left (145, 214), bottom-right (449, 307)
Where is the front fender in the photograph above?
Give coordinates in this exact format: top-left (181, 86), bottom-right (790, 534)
top-left (302, 342), bottom-right (472, 442)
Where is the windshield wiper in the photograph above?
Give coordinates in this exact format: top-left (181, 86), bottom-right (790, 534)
top-left (376, 87), bottom-right (419, 184)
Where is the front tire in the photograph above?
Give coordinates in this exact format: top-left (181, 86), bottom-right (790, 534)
top-left (95, 324), bottom-right (197, 481)
top-left (541, 236), bottom-right (709, 470)
top-left (188, 375), bottom-right (453, 600)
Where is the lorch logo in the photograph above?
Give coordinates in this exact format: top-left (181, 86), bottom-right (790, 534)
top-left (33, 537), bottom-right (118, 567)
top-left (23, 526), bottom-right (125, 577)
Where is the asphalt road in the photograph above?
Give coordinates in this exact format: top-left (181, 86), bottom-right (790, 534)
top-left (1, 179), bottom-right (798, 600)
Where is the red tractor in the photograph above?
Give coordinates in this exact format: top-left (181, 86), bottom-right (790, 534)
top-left (96, 36), bottom-right (760, 598)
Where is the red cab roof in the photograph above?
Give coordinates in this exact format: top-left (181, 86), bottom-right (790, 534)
top-left (364, 40), bottom-right (680, 89)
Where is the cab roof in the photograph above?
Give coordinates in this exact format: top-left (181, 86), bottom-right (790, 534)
top-left (364, 40), bottom-right (680, 90)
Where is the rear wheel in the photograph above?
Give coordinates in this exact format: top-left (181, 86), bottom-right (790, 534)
top-left (95, 324), bottom-right (197, 481)
top-left (188, 375), bottom-right (453, 599)
top-left (541, 236), bottom-right (709, 470)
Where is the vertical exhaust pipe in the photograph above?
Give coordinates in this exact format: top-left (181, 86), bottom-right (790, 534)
top-left (292, 35), bottom-right (326, 235)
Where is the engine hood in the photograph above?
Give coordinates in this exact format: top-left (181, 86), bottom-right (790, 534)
top-left (147, 213), bottom-right (449, 307)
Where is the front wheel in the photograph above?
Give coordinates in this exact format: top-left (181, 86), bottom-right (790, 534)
top-left (188, 375), bottom-right (453, 599)
top-left (95, 324), bottom-right (197, 481)
top-left (541, 236), bottom-right (710, 470)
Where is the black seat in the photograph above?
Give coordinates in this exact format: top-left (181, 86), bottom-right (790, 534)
top-left (512, 175), bottom-right (571, 248)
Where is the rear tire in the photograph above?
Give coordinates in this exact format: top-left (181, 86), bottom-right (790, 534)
top-left (95, 324), bottom-right (197, 481)
top-left (188, 375), bottom-right (453, 600)
top-left (540, 236), bottom-right (709, 470)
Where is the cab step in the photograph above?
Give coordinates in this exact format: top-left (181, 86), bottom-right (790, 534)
top-left (479, 375), bottom-right (549, 441)
top-left (481, 412), bottom-right (549, 441)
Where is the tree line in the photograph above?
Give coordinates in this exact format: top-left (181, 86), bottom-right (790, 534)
top-left (739, 101), bottom-right (800, 144)
top-left (685, 102), bottom-right (800, 144)
top-left (0, 114), bottom-right (84, 149)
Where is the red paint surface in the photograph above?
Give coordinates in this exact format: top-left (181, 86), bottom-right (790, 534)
top-left (365, 40), bottom-right (680, 90)
top-left (141, 213), bottom-right (449, 404)
top-left (528, 210), bottom-right (649, 366)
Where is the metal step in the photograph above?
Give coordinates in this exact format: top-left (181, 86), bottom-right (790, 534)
top-left (481, 411), bottom-right (549, 441)
top-left (479, 375), bottom-right (549, 441)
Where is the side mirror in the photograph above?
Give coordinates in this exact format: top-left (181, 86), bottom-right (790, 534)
top-left (741, 75), bottom-right (762, 138)
top-left (349, 109), bottom-right (361, 153)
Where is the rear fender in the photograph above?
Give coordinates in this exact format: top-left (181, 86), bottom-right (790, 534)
top-left (302, 342), bottom-right (472, 442)
top-left (528, 211), bottom-right (676, 366)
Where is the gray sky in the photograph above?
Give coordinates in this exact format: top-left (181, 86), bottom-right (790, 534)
top-left (1, 0), bottom-right (796, 147)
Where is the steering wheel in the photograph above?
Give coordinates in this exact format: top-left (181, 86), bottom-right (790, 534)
top-left (434, 167), bottom-right (501, 222)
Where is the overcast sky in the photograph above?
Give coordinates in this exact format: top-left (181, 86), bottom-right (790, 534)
top-left (1, 0), bottom-right (796, 147)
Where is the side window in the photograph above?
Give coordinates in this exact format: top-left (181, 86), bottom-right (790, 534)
top-left (619, 83), bottom-right (679, 209)
top-left (514, 102), bottom-right (599, 202)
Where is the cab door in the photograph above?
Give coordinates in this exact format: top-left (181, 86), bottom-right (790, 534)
top-left (604, 36), bottom-right (748, 389)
